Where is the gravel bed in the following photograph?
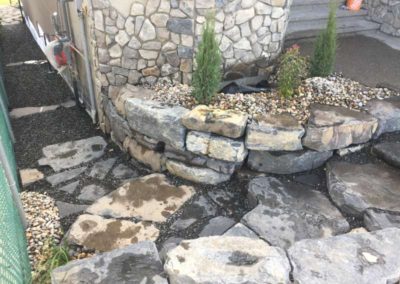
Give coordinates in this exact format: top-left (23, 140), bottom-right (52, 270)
top-left (20, 191), bottom-right (62, 268)
top-left (152, 74), bottom-right (400, 122)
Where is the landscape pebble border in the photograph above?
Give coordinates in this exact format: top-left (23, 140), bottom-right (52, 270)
top-left (102, 83), bottom-right (400, 184)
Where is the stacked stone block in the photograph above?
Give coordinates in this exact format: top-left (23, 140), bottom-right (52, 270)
top-left (368, 0), bottom-right (400, 37)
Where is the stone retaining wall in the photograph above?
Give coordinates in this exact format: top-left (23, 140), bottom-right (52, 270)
top-left (367, 0), bottom-right (400, 37)
top-left (91, 0), bottom-right (292, 89)
top-left (102, 85), bottom-right (400, 184)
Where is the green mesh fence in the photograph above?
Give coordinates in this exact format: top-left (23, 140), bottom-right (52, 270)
top-left (0, 65), bottom-right (32, 283)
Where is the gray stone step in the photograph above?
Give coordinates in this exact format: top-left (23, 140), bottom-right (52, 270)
top-left (286, 17), bottom-right (380, 40)
top-left (289, 5), bottom-right (368, 22)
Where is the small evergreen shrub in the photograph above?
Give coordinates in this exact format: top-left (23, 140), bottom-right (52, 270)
top-left (191, 14), bottom-right (222, 104)
top-left (310, 2), bottom-right (337, 77)
top-left (277, 44), bottom-right (309, 98)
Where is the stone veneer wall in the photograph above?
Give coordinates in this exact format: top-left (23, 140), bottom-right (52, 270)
top-left (90, 0), bottom-right (292, 90)
top-left (367, 0), bottom-right (400, 37)
top-left (101, 85), bottom-right (400, 185)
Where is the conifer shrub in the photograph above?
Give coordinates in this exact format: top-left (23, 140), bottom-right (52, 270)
top-left (310, 2), bottom-right (337, 77)
top-left (191, 14), bottom-right (222, 104)
top-left (277, 44), bottom-right (309, 98)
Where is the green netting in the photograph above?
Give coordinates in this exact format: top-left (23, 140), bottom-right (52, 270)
top-left (0, 69), bottom-right (31, 283)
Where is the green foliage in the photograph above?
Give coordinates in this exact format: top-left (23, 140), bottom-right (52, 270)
top-left (277, 44), bottom-right (309, 98)
top-left (310, 2), bottom-right (337, 77)
top-left (191, 14), bottom-right (222, 104)
top-left (32, 239), bottom-right (70, 284)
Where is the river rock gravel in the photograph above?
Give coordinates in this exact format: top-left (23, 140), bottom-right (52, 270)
top-left (151, 74), bottom-right (399, 123)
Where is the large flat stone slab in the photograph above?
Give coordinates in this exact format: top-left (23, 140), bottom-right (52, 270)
top-left (198, 216), bottom-right (235, 237)
top-left (46, 167), bottom-right (87, 186)
top-left (20, 168), bottom-right (44, 186)
top-left (86, 174), bottom-right (194, 222)
top-left (288, 228), bottom-right (400, 284)
top-left (125, 98), bottom-right (188, 150)
top-left (52, 241), bottom-right (168, 284)
top-left (67, 214), bottom-right (159, 252)
top-left (302, 104), bottom-right (378, 151)
top-left (246, 113), bottom-right (305, 151)
top-left (364, 209), bottom-right (400, 231)
top-left (166, 160), bottom-right (231, 184)
top-left (39, 136), bottom-right (107, 171)
top-left (242, 177), bottom-right (349, 248)
top-left (77, 184), bottom-right (108, 202)
top-left (223, 223), bottom-right (258, 239)
top-left (365, 96), bottom-right (400, 137)
top-left (56, 201), bottom-right (88, 218)
top-left (247, 149), bottom-right (333, 174)
top-left (327, 162), bottom-right (400, 216)
top-left (165, 236), bottom-right (291, 284)
top-left (182, 105), bottom-right (248, 139)
top-left (372, 142), bottom-right (400, 168)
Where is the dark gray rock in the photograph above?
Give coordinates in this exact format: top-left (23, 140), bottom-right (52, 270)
top-left (177, 45), bottom-right (194, 58)
top-left (88, 157), bottom-right (117, 180)
top-left (247, 149), bottom-right (333, 174)
top-left (52, 241), bottom-right (168, 284)
top-left (77, 184), bottom-right (108, 202)
top-left (56, 202), bottom-right (88, 218)
top-left (112, 164), bottom-right (138, 180)
top-left (364, 209), bottom-right (400, 231)
top-left (199, 216), bottom-right (235, 237)
top-left (327, 162), bottom-right (400, 216)
top-left (223, 223), bottom-right (259, 239)
top-left (242, 177), bottom-right (349, 248)
top-left (125, 98), bottom-right (189, 150)
top-left (303, 104), bottom-right (378, 151)
top-left (171, 195), bottom-right (217, 230)
top-left (166, 18), bottom-right (193, 35)
top-left (372, 142), bottom-right (400, 168)
top-left (288, 228), bottom-right (400, 284)
top-left (365, 96), bottom-right (400, 137)
top-left (46, 167), bottom-right (87, 186)
top-left (58, 181), bottom-right (80, 194)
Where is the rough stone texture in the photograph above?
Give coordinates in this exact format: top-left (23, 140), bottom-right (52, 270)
top-left (247, 149), bottom-right (333, 174)
top-left (20, 168), bottom-right (44, 186)
top-left (288, 228), bottom-right (400, 284)
top-left (38, 136), bottom-right (107, 172)
top-left (46, 167), bottom-right (87, 186)
top-left (223, 223), bottom-right (258, 239)
top-left (77, 184), bottom-right (108, 202)
top-left (123, 137), bottom-right (166, 172)
top-left (182, 105), bottom-right (248, 139)
top-left (171, 195), bottom-right (217, 230)
top-left (372, 142), bottom-right (400, 168)
top-left (56, 202), bottom-right (88, 218)
top-left (58, 181), bottom-right (80, 194)
top-left (364, 209), bottom-right (400, 231)
top-left (365, 97), bottom-right (400, 137)
top-left (368, 0), bottom-right (400, 37)
top-left (88, 158), bottom-right (117, 180)
top-left (327, 162), bottom-right (400, 216)
top-left (246, 113), bottom-right (305, 151)
top-left (111, 163), bottom-right (138, 180)
top-left (242, 177), bottom-right (349, 248)
top-left (166, 159), bottom-right (231, 185)
top-left (67, 214), bottom-right (159, 252)
top-left (125, 98), bottom-right (188, 150)
top-left (165, 236), bottom-right (291, 284)
top-left (86, 174), bottom-right (194, 222)
top-left (336, 143), bottom-right (368, 157)
top-left (198, 216), bottom-right (235, 237)
top-left (302, 104), bottom-right (378, 151)
top-left (52, 241), bottom-right (168, 283)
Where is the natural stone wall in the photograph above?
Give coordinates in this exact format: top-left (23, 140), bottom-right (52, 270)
top-left (101, 85), bottom-right (400, 184)
top-left (367, 0), bottom-right (400, 37)
top-left (91, 0), bottom-right (292, 90)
